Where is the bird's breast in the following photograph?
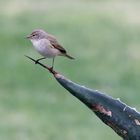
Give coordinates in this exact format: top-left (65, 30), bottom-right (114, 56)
top-left (31, 39), bottom-right (60, 58)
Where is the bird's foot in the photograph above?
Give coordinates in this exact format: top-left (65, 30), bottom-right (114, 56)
top-left (49, 66), bottom-right (54, 71)
top-left (34, 57), bottom-right (46, 64)
top-left (35, 60), bottom-right (40, 64)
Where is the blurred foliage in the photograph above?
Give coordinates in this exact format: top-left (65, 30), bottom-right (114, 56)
top-left (0, 0), bottom-right (140, 140)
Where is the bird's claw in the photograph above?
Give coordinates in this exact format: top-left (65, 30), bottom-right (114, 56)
top-left (35, 60), bottom-right (39, 64)
top-left (49, 67), bottom-right (54, 71)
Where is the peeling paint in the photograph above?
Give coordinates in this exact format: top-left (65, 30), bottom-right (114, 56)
top-left (92, 104), bottom-right (112, 117)
top-left (123, 130), bottom-right (127, 134)
top-left (134, 119), bottom-right (140, 125)
top-left (123, 106), bottom-right (127, 111)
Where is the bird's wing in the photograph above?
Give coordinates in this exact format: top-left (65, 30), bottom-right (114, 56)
top-left (46, 34), bottom-right (66, 54)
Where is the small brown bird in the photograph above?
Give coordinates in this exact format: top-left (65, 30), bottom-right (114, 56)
top-left (26, 29), bottom-right (74, 69)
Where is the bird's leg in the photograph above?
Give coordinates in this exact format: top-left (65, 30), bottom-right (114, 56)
top-left (50, 57), bottom-right (55, 71)
top-left (35, 57), bottom-right (46, 64)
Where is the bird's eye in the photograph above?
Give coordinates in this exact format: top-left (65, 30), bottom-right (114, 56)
top-left (32, 34), bottom-right (35, 36)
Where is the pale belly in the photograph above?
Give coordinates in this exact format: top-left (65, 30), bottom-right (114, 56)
top-left (32, 39), bottom-right (61, 58)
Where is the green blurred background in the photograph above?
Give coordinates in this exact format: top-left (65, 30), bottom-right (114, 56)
top-left (0, 0), bottom-right (140, 139)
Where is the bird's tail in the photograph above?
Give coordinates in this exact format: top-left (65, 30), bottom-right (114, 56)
top-left (65, 54), bottom-right (75, 59)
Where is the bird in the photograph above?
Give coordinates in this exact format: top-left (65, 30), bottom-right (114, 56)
top-left (26, 29), bottom-right (74, 70)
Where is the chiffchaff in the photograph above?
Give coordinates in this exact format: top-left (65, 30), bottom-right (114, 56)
top-left (26, 29), bottom-right (74, 69)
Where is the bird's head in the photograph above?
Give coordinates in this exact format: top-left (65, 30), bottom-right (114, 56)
top-left (26, 29), bottom-right (47, 40)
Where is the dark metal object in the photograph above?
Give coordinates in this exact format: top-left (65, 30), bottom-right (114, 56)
top-left (26, 55), bottom-right (140, 140)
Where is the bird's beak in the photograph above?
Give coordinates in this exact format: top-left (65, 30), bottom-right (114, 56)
top-left (26, 35), bottom-right (32, 39)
